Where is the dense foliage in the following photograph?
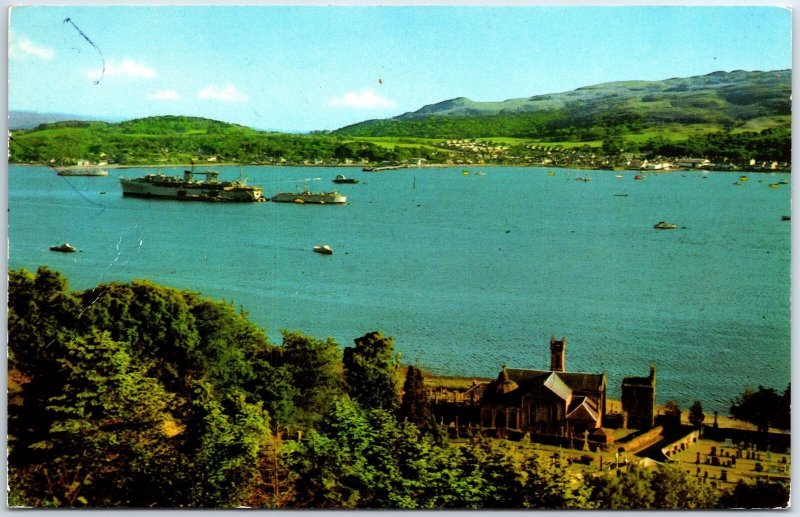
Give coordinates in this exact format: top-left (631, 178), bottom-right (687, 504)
top-left (729, 384), bottom-right (791, 433)
top-left (8, 116), bottom-right (447, 167)
top-left (6, 267), bottom-right (786, 509)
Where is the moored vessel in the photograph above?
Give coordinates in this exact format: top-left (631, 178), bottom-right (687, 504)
top-left (333, 174), bottom-right (359, 184)
top-left (119, 169), bottom-right (265, 202)
top-left (58, 168), bottom-right (109, 177)
top-left (271, 189), bottom-right (346, 204)
top-left (653, 221), bottom-right (678, 230)
top-left (50, 242), bottom-right (77, 253)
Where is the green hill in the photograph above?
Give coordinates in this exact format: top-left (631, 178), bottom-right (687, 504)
top-left (333, 69), bottom-right (791, 140)
top-left (8, 115), bottom-right (448, 166)
top-left (8, 70), bottom-right (792, 168)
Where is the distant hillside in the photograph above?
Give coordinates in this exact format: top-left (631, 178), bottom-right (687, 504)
top-left (8, 110), bottom-right (123, 130)
top-left (8, 115), bottom-right (444, 166)
top-left (333, 69), bottom-right (791, 139)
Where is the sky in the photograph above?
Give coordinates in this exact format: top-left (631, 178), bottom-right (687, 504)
top-left (8, 5), bottom-right (793, 132)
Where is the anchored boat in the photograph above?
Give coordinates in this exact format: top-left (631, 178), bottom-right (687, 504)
top-left (653, 221), bottom-right (678, 230)
top-left (120, 169), bottom-right (265, 202)
top-left (57, 168), bottom-right (109, 177)
top-left (271, 189), bottom-right (346, 204)
top-left (333, 174), bottom-right (359, 184)
top-left (50, 242), bottom-right (77, 253)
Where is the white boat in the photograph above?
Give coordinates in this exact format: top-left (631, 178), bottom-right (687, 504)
top-left (313, 244), bottom-right (333, 255)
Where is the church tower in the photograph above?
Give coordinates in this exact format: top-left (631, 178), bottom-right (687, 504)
top-left (550, 336), bottom-right (566, 372)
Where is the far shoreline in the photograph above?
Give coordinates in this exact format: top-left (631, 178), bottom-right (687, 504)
top-left (11, 162), bottom-right (791, 174)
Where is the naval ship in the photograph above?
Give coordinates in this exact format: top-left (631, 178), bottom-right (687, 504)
top-left (119, 169), bottom-right (265, 202)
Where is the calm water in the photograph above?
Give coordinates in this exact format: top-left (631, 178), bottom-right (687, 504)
top-left (8, 165), bottom-right (791, 411)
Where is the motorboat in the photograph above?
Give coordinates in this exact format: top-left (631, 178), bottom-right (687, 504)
top-left (313, 244), bottom-right (333, 255)
top-left (50, 242), bottom-right (77, 253)
top-left (333, 174), bottom-right (359, 184)
top-left (653, 222), bottom-right (677, 230)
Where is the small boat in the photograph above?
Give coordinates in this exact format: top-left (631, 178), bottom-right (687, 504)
top-left (313, 244), bottom-right (333, 255)
top-left (548, 171), bottom-right (556, 176)
top-left (769, 183), bottom-right (780, 189)
top-left (333, 174), bottom-right (359, 184)
top-left (575, 176), bottom-right (592, 182)
top-left (50, 242), bottom-right (77, 253)
top-left (57, 168), bottom-right (109, 177)
top-left (634, 175), bottom-right (643, 180)
top-left (461, 170), bottom-right (470, 176)
top-left (739, 176), bottom-right (749, 182)
top-left (615, 174), bottom-right (624, 178)
top-left (653, 222), bottom-right (677, 230)
top-left (782, 215), bottom-right (791, 221)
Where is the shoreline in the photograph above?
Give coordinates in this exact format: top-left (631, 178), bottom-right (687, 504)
top-left (13, 162), bottom-right (792, 174)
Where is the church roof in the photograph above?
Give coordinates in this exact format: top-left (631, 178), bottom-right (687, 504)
top-left (506, 368), bottom-right (605, 393)
top-left (567, 396), bottom-right (600, 422)
top-left (495, 367), bottom-right (519, 395)
top-left (481, 367), bottom-right (605, 405)
top-left (543, 372), bottom-right (572, 401)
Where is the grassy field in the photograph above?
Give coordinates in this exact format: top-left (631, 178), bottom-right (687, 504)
top-left (730, 115), bottom-right (791, 134)
top-left (340, 136), bottom-right (445, 151)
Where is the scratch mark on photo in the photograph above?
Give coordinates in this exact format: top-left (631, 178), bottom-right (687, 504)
top-left (64, 17), bottom-right (105, 85)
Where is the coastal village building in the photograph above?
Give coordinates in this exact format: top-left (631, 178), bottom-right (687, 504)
top-left (478, 337), bottom-right (607, 437)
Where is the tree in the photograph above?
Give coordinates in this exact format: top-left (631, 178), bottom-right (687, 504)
top-left (589, 463), bottom-right (719, 510)
top-left (280, 330), bottom-right (343, 427)
top-left (399, 366), bottom-right (433, 429)
top-left (9, 331), bottom-right (191, 507)
top-left (721, 478), bottom-right (790, 509)
top-left (8, 268), bottom-right (279, 508)
top-left (688, 401), bottom-right (705, 429)
top-left (649, 464), bottom-right (719, 509)
top-left (776, 383), bottom-right (791, 430)
top-left (343, 331), bottom-right (401, 412)
top-left (730, 385), bottom-right (783, 433)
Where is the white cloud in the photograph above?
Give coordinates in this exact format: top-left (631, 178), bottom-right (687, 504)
top-left (197, 84), bottom-right (249, 103)
top-left (147, 89), bottom-right (181, 101)
top-left (328, 88), bottom-right (397, 110)
top-left (9, 33), bottom-right (54, 61)
top-left (87, 59), bottom-right (156, 80)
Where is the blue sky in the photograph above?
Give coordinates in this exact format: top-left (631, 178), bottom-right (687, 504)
top-left (8, 5), bottom-right (792, 132)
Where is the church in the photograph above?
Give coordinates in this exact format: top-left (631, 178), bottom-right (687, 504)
top-left (478, 336), bottom-right (607, 437)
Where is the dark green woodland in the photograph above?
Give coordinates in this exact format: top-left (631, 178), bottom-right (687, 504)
top-left (7, 267), bottom-right (789, 508)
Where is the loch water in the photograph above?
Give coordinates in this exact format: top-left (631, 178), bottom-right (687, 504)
top-left (8, 165), bottom-right (791, 411)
